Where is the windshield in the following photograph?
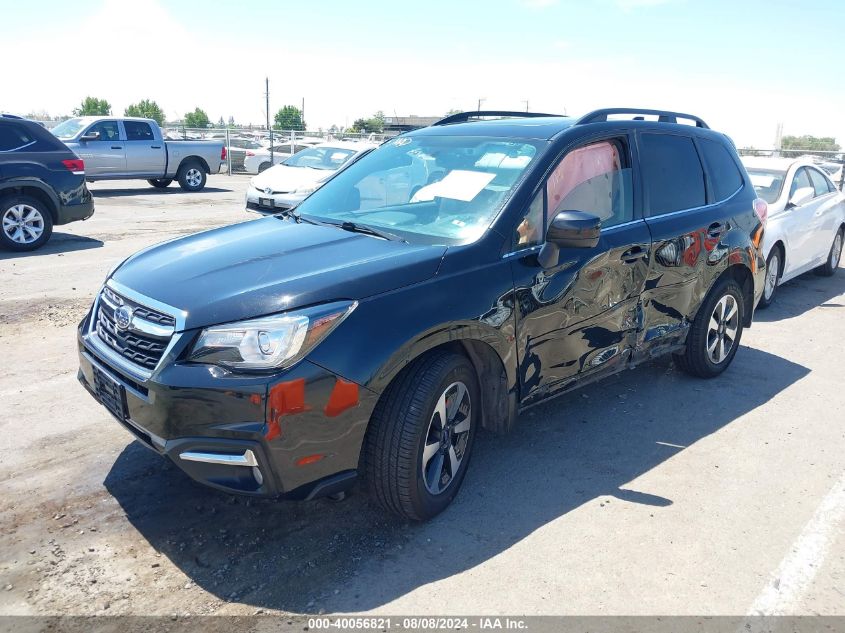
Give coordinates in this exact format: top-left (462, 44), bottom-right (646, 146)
top-left (295, 135), bottom-right (541, 244)
top-left (50, 118), bottom-right (87, 140)
top-left (283, 146), bottom-right (357, 170)
top-left (747, 169), bottom-right (786, 204)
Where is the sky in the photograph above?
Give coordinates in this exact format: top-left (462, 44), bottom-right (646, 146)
top-left (2, 0), bottom-right (844, 148)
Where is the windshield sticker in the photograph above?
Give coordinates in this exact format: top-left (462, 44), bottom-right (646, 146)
top-left (412, 170), bottom-right (496, 202)
top-left (749, 173), bottom-right (776, 187)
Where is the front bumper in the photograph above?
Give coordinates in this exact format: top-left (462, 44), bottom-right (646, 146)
top-left (77, 306), bottom-right (376, 499)
top-left (245, 186), bottom-right (306, 215)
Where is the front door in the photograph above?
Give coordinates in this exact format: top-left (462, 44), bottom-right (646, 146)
top-left (509, 133), bottom-right (650, 405)
top-left (77, 120), bottom-right (125, 176)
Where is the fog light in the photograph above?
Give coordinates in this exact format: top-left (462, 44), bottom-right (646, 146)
top-left (252, 466), bottom-right (264, 485)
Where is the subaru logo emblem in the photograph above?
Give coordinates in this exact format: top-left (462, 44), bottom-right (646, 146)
top-left (115, 305), bottom-right (133, 331)
top-left (264, 187), bottom-right (273, 195)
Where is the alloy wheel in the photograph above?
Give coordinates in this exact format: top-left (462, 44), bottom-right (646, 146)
top-left (706, 294), bottom-right (739, 365)
top-left (831, 233), bottom-right (843, 269)
top-left (2, 204), bottom-right (45, 244)
top-left (420, 381), bottom-right (472, 495)
top-left (186, 168), bottom-right (202, 188)
top-left (764, 253), bottom-right (779, 301)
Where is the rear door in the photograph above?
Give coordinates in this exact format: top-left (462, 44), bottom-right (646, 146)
top-left (77, 120), bottom-right (125, 176)
top-left (123, 121), bottom-right (165, 175)
top-left (806, 166), bottom-right (842, 263)
top-left (509, 132), bottom-right (651, 405)
top-left (637, 131), bottom-right (741, 354)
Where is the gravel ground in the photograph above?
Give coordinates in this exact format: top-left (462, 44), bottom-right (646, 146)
top-left (0, 175), bottom-right (843, 618)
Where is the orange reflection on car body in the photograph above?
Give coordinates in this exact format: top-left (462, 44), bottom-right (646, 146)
top-left (324, 378), bottom-right (359, 417)
top-left (265, 378), bottom-right (307, 440)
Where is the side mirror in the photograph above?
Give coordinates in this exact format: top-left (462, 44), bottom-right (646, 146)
top-left (80, 131), bottom-right (100, 142)
top-left (787, 186), bottom-right (814, 208)
top-left (537, 211), bottom-right (601, 268)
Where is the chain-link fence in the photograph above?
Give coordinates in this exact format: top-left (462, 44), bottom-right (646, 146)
top-left (737, 147), bottom-right (844, 190)
top-left (162, 127), bottom-right (392, 175)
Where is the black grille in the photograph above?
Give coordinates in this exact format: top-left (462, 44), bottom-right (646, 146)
top-left (96, 289), bottom-right (173, 370)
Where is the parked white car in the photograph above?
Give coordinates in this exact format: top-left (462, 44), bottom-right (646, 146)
top-left (742, 156), bottom-right (845, 307)
top-left (246, 141), bottom-right (376, 213)
top-left (243, 138), bottom-right (324, 174)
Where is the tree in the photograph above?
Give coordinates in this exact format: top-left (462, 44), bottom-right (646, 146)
top-left (73, 96), bottom-right (111, 116)
top-left (273, 105), bottom-right (305, 131)
top-left (781, 135), bottom-right (840, 152)
top-left (183, 107), bottom-right (210, 128)
top-left (124, 99), bottom-right (165, 125)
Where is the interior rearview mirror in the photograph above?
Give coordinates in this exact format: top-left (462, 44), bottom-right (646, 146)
top-left (538, 211), bottom-right (601, 268)
top-left (80, 131), bottom-right (100, 142)
top-left (787, 186), bottom-right (814, 208)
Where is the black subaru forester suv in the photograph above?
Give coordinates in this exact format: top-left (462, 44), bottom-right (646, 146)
top-left (78, 108), bottom-right (767, 520)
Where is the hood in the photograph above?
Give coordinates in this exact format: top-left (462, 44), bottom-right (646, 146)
top-left (111, 217), bottom-right (446, 330)
top-left (251, 165), bottom-right (329, 193)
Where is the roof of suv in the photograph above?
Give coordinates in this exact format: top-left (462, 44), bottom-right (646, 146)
top-left (414, 116), bottom-right (575, 140)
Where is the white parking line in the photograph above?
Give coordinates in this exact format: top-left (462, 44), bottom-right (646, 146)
top-left (747, 469), bottom-right (845, 615)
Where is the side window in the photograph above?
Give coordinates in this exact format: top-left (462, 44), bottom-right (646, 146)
top-left (0, 124), bottom-right (36, 152)
top-left (789, 168), bottom-right (812, 199)
top-left (512, 137), bottom-right (634, 249)
top-left (547, 139), bottom-right (633, 226)
top-left (87, 120), bottom-right (120, 142)
top-left (639, 133), bottom-right (706, 216)
top-left (124, 121), bottom-right (154, 141)
top-left (698, 137), bottom-right (743, 201)
top-left (808, 168), bottom-right (831, 197)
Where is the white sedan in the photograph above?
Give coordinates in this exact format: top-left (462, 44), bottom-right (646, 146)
top-left (243, 138), bottom-right (325, 174)
top-left (245, 141), bottom-right (376, 214)
top-left (742, 156), bottom-right (845, 307)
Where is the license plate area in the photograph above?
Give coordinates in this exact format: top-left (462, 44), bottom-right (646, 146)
top-left (259, 197), bottom-right (274, 208)
top-left (92, 365), bottom-right (127, 421)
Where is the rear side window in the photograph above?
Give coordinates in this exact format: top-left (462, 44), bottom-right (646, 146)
top-left (639, 133), bottom-right (706, 216)
top-left (807, 168), bottom-right (831, 197)
top-left (124, 121), bottom-right (154, 141)
top-left (698, 137), bottom-right (743, 201)
top-left (0, 124), bottom-right (37, 152)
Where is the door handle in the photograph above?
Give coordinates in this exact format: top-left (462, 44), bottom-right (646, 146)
top-left (151, 145), bottom-right (161, 149)
top-left (111, 145), bottom-right (123, 150)
top-left (708, 222), bottom-right (727, 237)
top-left (621, 246), bottom-right (647, 263)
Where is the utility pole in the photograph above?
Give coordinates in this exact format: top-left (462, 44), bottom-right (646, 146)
top-left (521, 99), bottom-right (529, 112)
top-left (266, 77), bottom-right (273, 165)
top-left (301, 97), bottom-right (305, 134)
top-left (477, 97), bottom-right (486, 112)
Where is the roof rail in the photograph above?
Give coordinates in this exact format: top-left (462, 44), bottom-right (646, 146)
top-left (432, 110), bottom-right (565, 126)
top-left (575, 108), bottom-right (709, 129)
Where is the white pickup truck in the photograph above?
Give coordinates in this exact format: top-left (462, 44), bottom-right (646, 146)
top-left (51, 116), bottom-right (225, 191)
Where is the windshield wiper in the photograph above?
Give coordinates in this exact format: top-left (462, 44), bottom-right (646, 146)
top-left (329, 221), bottom-right (407, 243)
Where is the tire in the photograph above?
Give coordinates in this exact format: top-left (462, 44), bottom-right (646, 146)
top-left (0, 194), bottom-right (54, 252)
top-left (177, 161), bottom-right (207, 191)
top-left (674, 277), bottom-right (745, 378)
top-left (257, 162), bottom-right (271, 173)
top-left (814, 228), bottom-right (843, 277)
top-left (147, 178), bottom-right (172, 189)
top-left (364, 351), bottom-right (479, 521)
top-left (757, 246), bottom-right (783, 309)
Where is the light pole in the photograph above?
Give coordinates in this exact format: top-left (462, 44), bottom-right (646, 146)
top-left (477, 98), bottom-right (486, 112)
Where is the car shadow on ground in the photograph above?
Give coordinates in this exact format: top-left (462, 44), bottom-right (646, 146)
top-left (0, 233), bottom-right (103, 259)
top-left (91, 187), bottom-right (233, 197)
top-left (104, 346), bottom-right (809, 614)
top-left (753, 266), bottom-right (845, 322)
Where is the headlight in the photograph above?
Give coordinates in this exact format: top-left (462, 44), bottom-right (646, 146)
top-left (187, 301), bottom-right (356, 371)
